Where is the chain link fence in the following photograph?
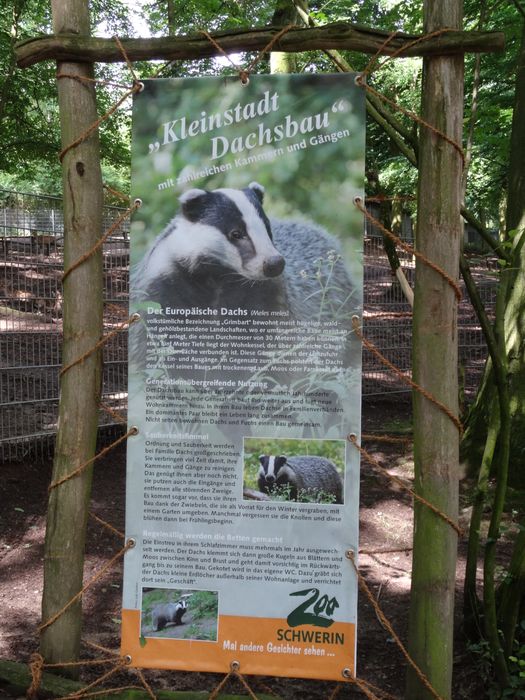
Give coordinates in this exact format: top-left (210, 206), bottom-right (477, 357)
top-left (0, 190), bottom-right (497, 461)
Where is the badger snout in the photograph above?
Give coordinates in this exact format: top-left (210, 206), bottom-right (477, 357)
top-left (264, 474), bottom-right (276, 486)
top-left (263, 255), bottom-right (285, 278)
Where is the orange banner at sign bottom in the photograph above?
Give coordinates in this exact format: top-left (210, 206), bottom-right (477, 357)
top-left (121, 609), bottom-right (356, 681)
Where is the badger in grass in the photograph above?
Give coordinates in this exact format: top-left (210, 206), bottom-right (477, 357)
top-left (151, 598), bottom-right (188, 631)
top-left (130, 183), bottom-right (354, 353)
top-left (258, 454), bottom-right (344, 504)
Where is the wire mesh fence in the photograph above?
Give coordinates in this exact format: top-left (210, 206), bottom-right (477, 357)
top-left (0, 189), bottom-right (129, 461)
top-left (362, 204), bottom-right (497, 403)
top-left (0, 189), bottom-right (497, 461)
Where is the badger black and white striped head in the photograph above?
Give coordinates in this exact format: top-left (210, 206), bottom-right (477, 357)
top-left (258, 454), bottom-right (290, 492)
top-left (157, 182), bottom-right (285, 281)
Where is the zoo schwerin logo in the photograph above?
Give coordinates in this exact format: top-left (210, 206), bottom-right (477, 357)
top-left (286, 588), bottom-right (340, 628)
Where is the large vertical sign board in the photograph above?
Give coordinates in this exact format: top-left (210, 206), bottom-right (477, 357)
top-left (122, 74), bottom-right (365, 681)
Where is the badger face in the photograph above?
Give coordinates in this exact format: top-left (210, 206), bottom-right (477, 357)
top-left (258, 454), bottom-right (289, 492)
top-left (174, 182), bottom-right (285, 281)
top-left (173, 599), bottom-right (188, 623)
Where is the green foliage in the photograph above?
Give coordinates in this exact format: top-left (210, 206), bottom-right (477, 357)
top-left (183, 623), bottom-right (216, 641)
top-left (469, 626), bottom-right (525, 699)
top-left (255, 481), bottom-right (338, 504)
top-left (141, 586), bottom-right (183, 614)
top-left (296, 487), bottom-right (337, 504)
top-left (3, 0), bottom-right (522, 222)
top-left (1, 1), bottom-right (58, 192)
top-left (188, 590), bottom-right (218, 621)
top-left (260, 482), bottom-right (294, 501)
top-left (1, 0), bottom-right (136, 194)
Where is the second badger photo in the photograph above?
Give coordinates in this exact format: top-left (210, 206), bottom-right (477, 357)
top-left (244, 437), bottom-right (346, 505)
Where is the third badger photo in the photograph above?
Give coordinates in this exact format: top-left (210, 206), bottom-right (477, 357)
top-left (243, 437), bottom-right (346, 505)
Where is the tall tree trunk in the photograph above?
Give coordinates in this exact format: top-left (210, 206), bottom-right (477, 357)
top-left (461, 0), bottom-right (487, 200)
top-left (40, 0), bottom-right (103, 669)
top-left (405, 1), bottom-right (463, 699)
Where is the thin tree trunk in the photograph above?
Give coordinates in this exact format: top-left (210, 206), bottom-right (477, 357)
top-left (460, 16), bottom-right (525, 489)
top-left (270, 0), bottom-right (300, 73)
top-left (459, 256), bottom-right (501, 639)
top-left (167, 0), bottom-right (175, 37)
top-left (482, 260), bottom-right (512, 686)
top-left (499, 526), bottom-right (525, 657)
top-left (495, 16), bottom-right (525, 658)
top-left (461, 0), bottom-right (487, 199)
top-left (40, 0), bottom-right (103, 669)
top-left (405, 1), bottom-right (463, 698)
top-left (501, 18), bottom-right (525, 486)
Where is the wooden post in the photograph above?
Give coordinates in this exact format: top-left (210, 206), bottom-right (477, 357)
top-left (40, 0), bottom-right (103, 668)
top-left (405, 1), bottom-right (463, 699)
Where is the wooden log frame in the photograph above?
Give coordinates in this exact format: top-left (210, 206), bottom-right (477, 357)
top-left (12, 5), bottom-right (482, 688)
top-left (15, 22), bottom-right (504, 68)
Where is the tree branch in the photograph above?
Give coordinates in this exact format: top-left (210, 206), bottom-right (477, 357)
top-left (366, 100), bottom-right (418, 165)
top-left (461, 206), bottom-right (511, 261)
top-left (295, 0), bottom-right (421, 154)
top-left (511, 0), bottom-right (525, 21)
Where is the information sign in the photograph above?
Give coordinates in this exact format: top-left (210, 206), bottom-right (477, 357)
top-left (121, 73), bottom-right (365, 680)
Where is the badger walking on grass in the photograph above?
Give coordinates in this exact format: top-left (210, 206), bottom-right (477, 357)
top-left (258, 454), bottom-right (344, 504)
top-left (151, 598), bottom-right (188, 631)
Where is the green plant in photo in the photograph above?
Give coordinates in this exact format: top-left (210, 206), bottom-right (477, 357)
top-left (296, 488), bottom-right (337, 504)
top-left (183, 624), bottom-right (217, 642)
top-left (263, 483), bottom-right (294, 502)
top-left (468, 627), bottom-right (525, 699)
top-left (189, 590), bottom-right (218, 621)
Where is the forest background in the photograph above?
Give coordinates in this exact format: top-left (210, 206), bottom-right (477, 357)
top-left (2, 0), bottom-right (525, 699)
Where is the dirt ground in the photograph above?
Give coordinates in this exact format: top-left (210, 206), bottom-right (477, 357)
top-left (0, 398), bottom-right (487, 699)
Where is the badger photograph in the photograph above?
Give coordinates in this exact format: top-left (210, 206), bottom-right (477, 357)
top-left (141, 588), bottom-right (219, 641)
top-left (243, 437), bottom-right (345, 505)
top-left (129, 180), bottom-right (358, 372)
top-left (131, 180), bottom-right (353, 318)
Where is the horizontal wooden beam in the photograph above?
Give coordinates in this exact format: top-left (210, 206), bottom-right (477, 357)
top-left (15, 22), bottom-right (505, 68)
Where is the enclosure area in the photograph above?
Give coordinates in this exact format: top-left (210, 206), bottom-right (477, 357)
top-left (0, 189), bottom-right (496, 461)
